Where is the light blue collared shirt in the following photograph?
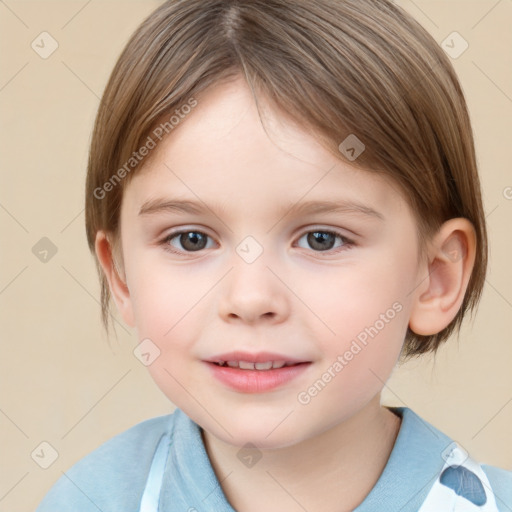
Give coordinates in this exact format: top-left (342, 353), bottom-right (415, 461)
top-left (36, 407), bottom-right (512, 511)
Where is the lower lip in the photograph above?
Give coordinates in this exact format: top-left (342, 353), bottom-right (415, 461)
top-left (205, 362), bottom-right (311, 393)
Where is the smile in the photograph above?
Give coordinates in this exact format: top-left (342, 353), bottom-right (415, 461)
top-left (214, 360), bottom-right (299, 370)
top-left (206, 360), bottom-right (311, 393)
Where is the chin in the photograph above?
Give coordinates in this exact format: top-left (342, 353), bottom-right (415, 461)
top-left (216, 428), bottom-right (304, 450)
top-left (202, 411), bottom-right (314, 450)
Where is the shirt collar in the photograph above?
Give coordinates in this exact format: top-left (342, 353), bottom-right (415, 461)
top-left (160, 408), bottom-right (237, 511)
top-left (355, 407), bottom-right (453, 511)
top-left (159, 407), bottom-right (452, 511)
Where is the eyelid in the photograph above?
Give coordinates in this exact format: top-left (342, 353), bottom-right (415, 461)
top-left (160, 225), bottom-right (356, 256)
top-left (160, 226), bottom-right (218, 255)
top-left (293, 227), bottom-right (355, 255)
top-left (295, 224), bottom-right (356, 241)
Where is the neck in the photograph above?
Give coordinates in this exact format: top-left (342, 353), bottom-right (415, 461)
top-left (201, 395), bottom-right (402, 512)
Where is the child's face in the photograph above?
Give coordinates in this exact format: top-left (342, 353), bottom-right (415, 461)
top-left (114, 76), bottom-right (427, 448)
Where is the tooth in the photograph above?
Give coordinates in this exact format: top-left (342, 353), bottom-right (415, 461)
top-left (239, 361), bottom-right (256, 370)
top-left (227, 361), bottom-right (239, 368)
top-left (255, 361), bottom-right (273, 370)
top-left (272, 361), bottom-right (286, 369)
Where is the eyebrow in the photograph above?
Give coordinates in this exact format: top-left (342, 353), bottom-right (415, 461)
top-left (138, 197), bottom-right (385, 221)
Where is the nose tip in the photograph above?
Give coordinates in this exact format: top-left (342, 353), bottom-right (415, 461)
top-left (218, 262), bottom-right (289, 325)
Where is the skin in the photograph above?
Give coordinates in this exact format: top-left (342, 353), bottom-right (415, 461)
top-left (96, 75), bottom-right (476, 511)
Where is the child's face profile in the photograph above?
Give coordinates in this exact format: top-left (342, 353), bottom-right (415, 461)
top-left (96, 76), bottom-right (465, 449)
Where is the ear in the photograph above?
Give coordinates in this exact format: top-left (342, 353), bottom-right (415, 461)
top-left (95, 230), bottom-right (135, 328)
top-left (409, 218), bottom-right (477, 336)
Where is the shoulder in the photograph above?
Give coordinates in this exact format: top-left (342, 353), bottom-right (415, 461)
top-left (404, 407), bottom-right (512, 507)
top-left (481, 464), bottom-right (512, 511)
top-left (36, 412), bottom-right (176, 512)
top-left (383, 408), bottom-right (512, 510)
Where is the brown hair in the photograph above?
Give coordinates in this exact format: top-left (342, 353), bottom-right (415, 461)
top-left (85, 0), bottom-right (488, 358)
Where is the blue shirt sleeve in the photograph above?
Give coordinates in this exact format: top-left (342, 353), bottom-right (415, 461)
top-left (36, 414), bottom-right (173, 512)
top-left (482, 465), bottom-right (512, 512)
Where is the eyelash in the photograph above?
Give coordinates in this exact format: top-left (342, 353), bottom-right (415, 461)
top-left (159, 228), bottom-right (355, 257)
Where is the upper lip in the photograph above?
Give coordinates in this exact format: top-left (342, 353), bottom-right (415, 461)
top-left (205, 351), bottom-right (309, 364)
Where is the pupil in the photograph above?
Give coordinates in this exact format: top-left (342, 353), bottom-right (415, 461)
top-left (308, 232), bottom-right (334, 251)
top-left (181, 232), bottom-right (206, 251)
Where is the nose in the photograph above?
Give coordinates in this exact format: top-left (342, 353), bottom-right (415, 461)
top-left (217, 256), bottom-right (290, 325)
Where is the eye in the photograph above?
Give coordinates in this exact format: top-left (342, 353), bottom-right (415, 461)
top-left (161, 230), bottom-right (216, 254)
top-left (295, 229), bottom-right (354, 253)
top-left (160, 228), bottom-right (354, 256)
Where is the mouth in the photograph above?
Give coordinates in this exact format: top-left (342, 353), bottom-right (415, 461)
top-left (205, 351), bottom-right (311, 370)
top-left (204, 351), bottom-right (312, 392)
top-left (212, 360), bottom-right (304, 370)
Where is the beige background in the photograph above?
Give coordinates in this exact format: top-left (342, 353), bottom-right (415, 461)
top-left (0, 1), bottom-right (511, 510)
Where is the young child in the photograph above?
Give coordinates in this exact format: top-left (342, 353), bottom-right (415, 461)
top-left (37, 0), bottom-right (511, 510)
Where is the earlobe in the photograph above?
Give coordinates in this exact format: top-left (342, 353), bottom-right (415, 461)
top-left (95, 231), bottom-right (136, 328)
top-left (409, 218), bottom-right (476, 336)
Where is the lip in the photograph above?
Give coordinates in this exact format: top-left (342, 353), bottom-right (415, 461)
top-left (204, 351), bottom-right (312, 393)
top-left (205, 351), bottom-right (308, 364)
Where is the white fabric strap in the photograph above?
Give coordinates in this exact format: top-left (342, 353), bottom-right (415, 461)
top-left (138, 433), bottom-right (171, 512)
top-left (418, 442), bottom-right (499, 512)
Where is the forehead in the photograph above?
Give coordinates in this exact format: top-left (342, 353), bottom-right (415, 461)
top-left (122, 77), bottom-right (408, 221)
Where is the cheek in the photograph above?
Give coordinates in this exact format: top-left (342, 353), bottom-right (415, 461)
top-left (302, 258), bottom-right (413, 342)
top-left (299, 248), bottom-right (416, 379)
top-left (126, 258), bottom-right (223, 375)
top-left (127, 264), bottom-right (212, 406)
top-left (127, 253), bottom-right (208, 334)
top-left (294, 267), bottom-right (411, 426)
